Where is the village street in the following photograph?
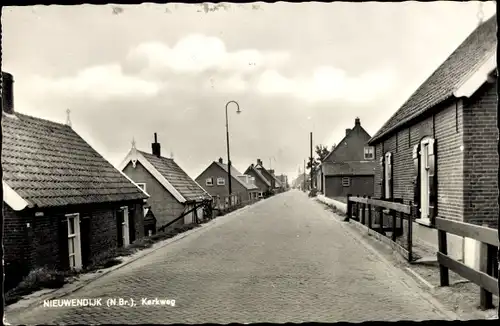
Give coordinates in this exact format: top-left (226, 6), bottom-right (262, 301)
top-left (8, 190), bottom-right (453, 324)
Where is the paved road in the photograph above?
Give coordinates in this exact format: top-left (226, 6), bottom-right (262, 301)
top-left (8, 190), bottom-right (451, 324)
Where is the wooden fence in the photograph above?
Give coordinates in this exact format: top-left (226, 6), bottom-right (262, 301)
top-left (436, 217), bottom-right (499, 310)
top-left (346, 194), bottom-right (414, 262)
top-left (212, 193), bottom-right (259, 212)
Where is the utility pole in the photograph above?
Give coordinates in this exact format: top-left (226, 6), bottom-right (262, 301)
top-left (310, 132), bottom-right (314, 190)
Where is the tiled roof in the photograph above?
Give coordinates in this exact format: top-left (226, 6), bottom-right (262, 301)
top-left (322, 161), bottom-right (377, 176)
top-left (369, 15), bottom-right (497, 144)
top-left (245, 166), bottom-right (272, 187)
top-left (257, 166), bottom-right (282, 188)
top-left (2, 112), bottom-right (148, 208)
top-left (215, 162), bottom-right (258, 190)
top-left (138, 151), bottom-right (211, 201)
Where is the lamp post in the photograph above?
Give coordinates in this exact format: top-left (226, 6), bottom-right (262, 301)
top-left (225, 100), bottom-right (241, 199)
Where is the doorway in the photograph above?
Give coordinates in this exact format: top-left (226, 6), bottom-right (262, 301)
top-left (419, 138), bottom-right (431, 223)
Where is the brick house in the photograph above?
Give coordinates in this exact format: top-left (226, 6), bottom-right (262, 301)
top-left (244, 163), bottom-right (272, 197)
top-left (367, 16), bottom-right (497, 266)
top-left (319, 118), bottom-right (377, 199)
top-left (2, 72), bottom-right (149, 290)
top-left (119, 133), bottom-right (212, 231)
top-left (195, 158), bottom-right (259, 205)
top-left (251, 159), bottom-right (283, 193)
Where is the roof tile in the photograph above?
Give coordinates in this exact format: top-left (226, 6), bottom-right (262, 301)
top-left (138, 151), bottom-right (210, 201)
top-left (2, 112), bottom-right (148, 208)
top-left (370, 15), bottom-right (497, 143)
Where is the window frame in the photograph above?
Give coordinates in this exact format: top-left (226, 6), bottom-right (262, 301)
top-left (66, 213), bottom-right (82, 270)
top-left (342, 177), bottom-right (350, 187)
top-left (217, 177), bottom-right (226, 186)
top-left (206, 177), bottom-right (214, 186)
top-left (364, 146), bottom-right (375, 160)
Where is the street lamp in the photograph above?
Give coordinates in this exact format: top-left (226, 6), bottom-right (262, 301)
top-left (225, 100), bottom-right (241, 199)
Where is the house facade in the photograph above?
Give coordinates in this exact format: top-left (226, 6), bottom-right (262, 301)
top-left (367, 15), bottom-right (497, 267)
top-left (119, 134), bottom-right (212, 230)
top-left (195, 158), bottom-right (259, 205)
top-left (244, 163), bottom-right (272, 197)
top-left (2, 72), bottom-right (149, 290)
top-left (319, 118), bottom-right (377, 199)
top-left (252, 159), bottom-right (283, 193)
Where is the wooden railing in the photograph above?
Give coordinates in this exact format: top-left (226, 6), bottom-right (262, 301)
top-left (346, 194), bottom-right (414, 262)
top-left (212, 193), bottom-right (260, 212)
top-left (436, 217), bottom-right (499, 310)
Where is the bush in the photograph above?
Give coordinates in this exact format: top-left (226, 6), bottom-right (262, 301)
top-left (5, 266), bottom-right (71, 305)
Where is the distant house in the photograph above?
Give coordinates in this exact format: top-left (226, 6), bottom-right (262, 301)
top-left (367, 16), bottom-right (497, 268)
top-left (2, 72), bottom-right (149, 290)
top-left (119, 133), bottom-right (212, 231)
top-left (244, 163), bottom-right (272, 197)
top-left (196, 158), bottom-right (259, 205)
top-left (252, 159), bottom-right (283, 192)
top-left (276, 174), bottom-right (289, 190)
top-left (319, 118), bottom-right (377, 199)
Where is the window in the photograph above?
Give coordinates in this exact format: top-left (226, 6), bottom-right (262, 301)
top-left (136, 183), bottom-right (146, 192)
top-left (120, 206), bottom-right (130, 247)
top-left (364, 146), bottom-right (375, 160)
top-left (342, 177), bottom-right (350, 187)
top-left (217, 177), bottom-right (225, 186)
top-left (66, 213), bottom-right (82, 270)
top-left (206, 177), bottom-right (214, 186)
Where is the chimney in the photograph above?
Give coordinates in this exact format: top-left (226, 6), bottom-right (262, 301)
top-left (2, 72), bottom-right (14, 115)
top-left (251, 163), bottom-right (254, 168)
top-left (345, 128), bottom-right (351, 136)
top-left (218, 157), bottom-right (223, 164)
top-left (257, 159), bottom-right (262, 166)
top-left (152, 133), bottom-right (161, 157)
top-left (269, 169), bottom-right (275, 175)
top-left (355, 117), bottom-right (360, 126)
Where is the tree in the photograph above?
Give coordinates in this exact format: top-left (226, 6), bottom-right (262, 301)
top-left (307, 144), bottom-right (334, 171)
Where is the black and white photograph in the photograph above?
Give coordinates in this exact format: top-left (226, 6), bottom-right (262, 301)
top-left (2, 1), bottom-right (499, 324)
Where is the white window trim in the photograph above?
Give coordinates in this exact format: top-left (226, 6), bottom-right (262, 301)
top-left (120, 206), bottom-right (130, 247)
top-left (364, 146), bottom-right (375, 160)
top-left (136, 183), bottom-right (146, 192)
top-left (342, 177), bottom-right (350, 187)
top-left (217, 177), bottom-right (226, 186)
top-left (206, 177), bottom-right (214, 186)
top-left (66, 213), bottom-right (82, 270)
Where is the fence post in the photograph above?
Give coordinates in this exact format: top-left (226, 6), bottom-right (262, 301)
top-left (345, 194), bottom-right (351, 222)
top-left (362, 195), bottom-right (366, 225)
top-left (438, 228), bottom-right (449, 286)
top-left (379, 206), bottom-right (385, 235)
top-left (407, 201), bottom-right (413, 262)
top-left (391, 209), bottom-right (397, 242)
top-left (356, 195), bottom-right (360, 220)
top-left (479, 223), bottom-right (494, 310)
top-left (367, 196), bottom-right (372, 230)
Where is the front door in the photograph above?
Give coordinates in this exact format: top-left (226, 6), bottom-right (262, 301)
top-left (80, 215), bottom-right (91, 268)
top-left (66, 213), bottom-right (83, 270)
top-left (420, 140), bottom-right (431, 222)
top-left (121, 207), bottom-right (130, 247)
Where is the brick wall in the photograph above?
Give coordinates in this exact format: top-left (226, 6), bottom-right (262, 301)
top-left (463, 80), bottom-right (498, 227)
top-left (3, 204), bottom-right (29, 264)
top-left (123, 161), bottom-right (186, 229)
top-left (195, 163), bottom-right (249, 200)
top-left (246, 169), bottom-right (270, 194)
top-left (373, 99), bottom-right (465, 222)
top-left (324, 123), bottom-right (372, 163)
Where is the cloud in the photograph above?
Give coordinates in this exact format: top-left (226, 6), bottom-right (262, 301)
top-left (202, 73), bottom-right (249, 93)
top-left (29, 64), bottom-right (161, 100)
top-left (125, 34), bottom-right (291, 75)
top-left (255, 65), bottom-right (397, 104)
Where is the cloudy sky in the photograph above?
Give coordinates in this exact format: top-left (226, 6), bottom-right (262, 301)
top-left (2, 2), bottom-right (496, 181)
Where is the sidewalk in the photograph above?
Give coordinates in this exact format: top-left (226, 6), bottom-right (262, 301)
top-left (5, 198), bottom-right (266, 317)
top-left (313, 195), bottom-right (498, 321)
